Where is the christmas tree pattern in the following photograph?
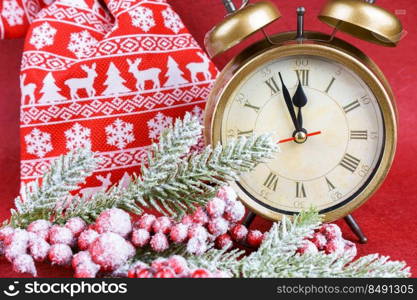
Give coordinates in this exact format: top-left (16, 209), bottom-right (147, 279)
top-left (164, 56), bottom-right (188, 87)
top-left (39, 72), bottom-right (66, 104)
top-left (102, 62), bottom-right (131, 96)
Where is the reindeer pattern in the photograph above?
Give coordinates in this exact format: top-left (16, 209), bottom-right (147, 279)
top-left (20, 74), bottom-right (37, 105)
top-left (79, 173), bottom-right (112, 199)
top-left (31, 52), bottom-right (212, 104)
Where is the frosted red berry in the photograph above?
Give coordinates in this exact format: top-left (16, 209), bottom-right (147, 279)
top-left (29, 238), bottom-right (50, 262)
top-left (65, 217), bottom-right (87, 237)
top-left (246, 230), bottom-right (263, 248)
top-left (167, 255), bottom-right (189, 275)
top-left (78, 229), bottom-right (99, 251)
top-left (191, 269), bottom-right (211, 278)
top-left (187, 224), bottom-right (208, 241)
top-left (206, 197), bottom-right (226, 218)
top-left (297, 240), bottom-right (318, 255)
top-left (215, 234), bottom-right (232, 250)
top-left (48, 244), bottom-right (73, 266)
top-left (152, 216), bottom-right (172, 234)
top-left (191, 207), bottom-right (209, 225)
top-left (319, 223), bottom-right (342, 240)
top-left (135, 213), bottom-right (156, 231)
top-left (48, 225), bottom-right (74, 246)
top-left (95, 208), bottom-right (132, 238)
top-left (131, 228), bottom-right (150, 247)
top-left (136, 268), bottom-right (154, 278)
top-left (169, 223), bottom-right (188, 243)
top-left (150, 233), bottom-right (169, 252)
top-left (230, 224), bottom-right (248, 242)
top-left (154, 267), bottom-right (176, 278)
top-left (207, 217), bottom-right (229, 237)
top-left (187, 237), bottom-right (207, 255)
top-left (309, 232), bottom-right (327, 250)
top-left (12, 254), bottom-right (37, 277)
top-left (224, 201), bottom-right (245, 223)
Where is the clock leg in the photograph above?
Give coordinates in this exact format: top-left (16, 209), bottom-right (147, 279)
top-left (344, 214), bottom-right (368, 244)
top-left (242, 211), bottom-right (257, 228)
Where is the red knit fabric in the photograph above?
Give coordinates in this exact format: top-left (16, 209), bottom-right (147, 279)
top-left (6, 0), bottom-right (217, 189)
top-left (1, 0), bottom-right (416, 277)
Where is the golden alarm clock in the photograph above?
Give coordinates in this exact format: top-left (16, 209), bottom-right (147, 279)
top-left (203, 0), bottom-right (403, 224)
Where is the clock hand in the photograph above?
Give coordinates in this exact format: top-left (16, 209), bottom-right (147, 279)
top-left (278, 131), bottom-right (322, 144)
top-left (278, 72), bottom-right (300, 131)
top-left (292, 81), bottom-right (308, 130)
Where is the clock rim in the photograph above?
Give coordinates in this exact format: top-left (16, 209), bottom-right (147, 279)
top-left (203, 32), bottom-right (397, 222)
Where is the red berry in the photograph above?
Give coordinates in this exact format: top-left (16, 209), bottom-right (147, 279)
top-left (0, 226), bottom-right (14, 241)
top-left (150, 233), bottom-right (169, 252)
top-left (48, 225), bottom-right (74, 246)
top-left (151, 258), bottom-right (168, 271)
top-left (95, 208), bottom-right (132, 238)
top-left (135, 214), bottom-right (156, 231)
top-left (246, 230), bottom-right (263, 248)
top-left (215, 234), bottom-right (232, 249)
top-left (12, 254), bottom-right (37, 277)
top-left (48, 244), bottom-right (73, 266)
top-left (131, 229), bottom-right (150, 247)
top-left (74, 263), bottom-right (99, 278)
top-left (181, 215), bottom-right (193, 225)
top-left (187, 224), bottom-right (208, 241)
top-left (206, 197), bottom-right (226, 218)
top-left (127, 268), bottom-right (137, 278)
top-left (216, 186), bottom-right (237, 203)
top-left (152, 216), bottom-right (172, 234)
top-left (169, 223), bottom-right (188, 243)
top-left (324, 238), bottom-right (345, 256)
top-left (154, 267), bottom-right (176, 278)
top-left (136, 268), bottom-right (154, 278)
top-left (29, 238), bottom-right (50, 262)
top-left (78, 229), bottom-right (99, 251)
top-left (191, 207), bottom-right (209, 225)
top-left (187, 237), bottom-right (207, 255)
top-left (319, 224), bottom-right (342, 240)
top-left (191, 269), bottom-right (211, 278)
top-left (65, 217), bottom-right (87, 237)
top-left (309, 233), bottom-right (327, 250)
top-left (72, 251), bottom-right (93, 269)
top-left (207, 217), bottom-right (229, 236)
top-left (167, 255), bottom-right (189, 275)
top-left (224, 201), bottom-right (245, 223)
top-left (230, 224), bottom-right (248, 242)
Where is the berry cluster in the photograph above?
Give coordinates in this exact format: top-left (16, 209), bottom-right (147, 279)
top-left (297, 223), bottom-right (357, 257)
top-left (131, 186), bottom-right (264, 254)
top-left (126, 255), bottom-right (231, 278)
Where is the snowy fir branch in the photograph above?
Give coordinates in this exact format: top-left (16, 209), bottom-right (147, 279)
top-left (238, 210), bottom-right (410, 278)
top-left (9, 149), bottom-right (97, 228)
top-left (137, 134), bottom-right (278, 218)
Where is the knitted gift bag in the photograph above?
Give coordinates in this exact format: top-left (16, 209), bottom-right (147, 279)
top-left (18, 0), bottom-right (217, 190)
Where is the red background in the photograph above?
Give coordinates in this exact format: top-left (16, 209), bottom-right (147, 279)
top-left (0, 0), bottom-right (416, 277)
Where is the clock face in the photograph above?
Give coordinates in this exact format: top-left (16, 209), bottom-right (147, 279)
top-left (221, 54), bottom-right (385, 215)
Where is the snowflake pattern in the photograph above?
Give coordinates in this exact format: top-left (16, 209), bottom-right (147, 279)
top-left (29, 22), bottom-right (57, 50)
top-left (67, 30), bottom-right (98, 59)
top-left (128, 6), bottom-right (155, 32)
top-left (105, 119), bottom-right (135, 150)
top-left (1, 0), bottom-right (24, 26)
top-left (25, 128), bottom-right (53, 158)
top-left (147, 112), bottom-right (173, 140)
top-left (65, 123), bottom-right (91, 151)
top-left (161, 7), bottom-right (184, 34)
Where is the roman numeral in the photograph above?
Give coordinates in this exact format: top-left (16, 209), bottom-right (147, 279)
top-left (343, 100), bottom-right (360, 113)
top-left (263, 172), bottom-right (278, 191)
top-left (243, 100), bottom-right (260, 113)
top-left (265, 77), bottom-right (280, 95)
top-left (296, 182), bottom-right (307, 198)
top-left (325, 77), bottom-right (336, 93)
top-left (325, 177), bottom-right (336, 192)
top-left (237, 129), bottom-right (254, 136)
top-left (350, 130), bottom-right (368, 140)
top-left (295, 69), bottom-right (309, 86)
top-left (340, 153), bottom-right (360, 173)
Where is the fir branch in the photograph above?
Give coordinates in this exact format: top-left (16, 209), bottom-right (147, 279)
top-left (137, 134), bottom-right (278, 218)
top-left (239, 210), bottom-right (410, 278)
top-left (9, 149), bottom-right (97, 228)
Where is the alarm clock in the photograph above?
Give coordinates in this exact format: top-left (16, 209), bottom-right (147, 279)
top-left (203, 0), bottom-right (403, 232)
